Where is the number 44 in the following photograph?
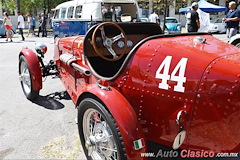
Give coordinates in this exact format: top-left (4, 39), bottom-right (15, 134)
top-left (155, 56), bottom-right (188, 93)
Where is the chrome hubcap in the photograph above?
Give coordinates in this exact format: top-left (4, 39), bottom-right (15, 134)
top-left (83, 109), bottom-right (118, 159)
top-left (85, 135), bottom-right (97, 156)
top-left (20, 61), bottom-right (31, 94)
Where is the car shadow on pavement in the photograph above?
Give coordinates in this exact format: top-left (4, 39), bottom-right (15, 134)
top-left (33, 91), bottom-right (71, 110)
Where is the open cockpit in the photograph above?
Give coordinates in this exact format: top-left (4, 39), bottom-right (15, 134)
top-left (84, 22), bottom-right (163, 79)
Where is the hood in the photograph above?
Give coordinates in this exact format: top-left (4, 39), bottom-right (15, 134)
top-left (188, 53), bottom-right (240, 153)
top-left (151, 34), bottom-right (240, 152)
top-left (153, 34), bottom-right (239, 62)
top-left (116, 33), bottom-right (240, 151)
top-left (133, 34), bottom-right (240, 152)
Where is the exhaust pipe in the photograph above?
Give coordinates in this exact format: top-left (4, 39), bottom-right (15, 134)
top-left (71, 63), bottom-right (91, 76)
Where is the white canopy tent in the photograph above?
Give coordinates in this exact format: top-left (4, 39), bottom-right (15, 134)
top-left (181, 0), bottom-right (227, 32)
top-left (197, 9), bottom-right (211, 32)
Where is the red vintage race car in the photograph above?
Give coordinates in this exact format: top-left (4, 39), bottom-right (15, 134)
top-left (19, 22), bottom-right (240, 159)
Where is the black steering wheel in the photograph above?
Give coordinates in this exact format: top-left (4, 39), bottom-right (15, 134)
top-left (92, 22), bottom-right (127, 61)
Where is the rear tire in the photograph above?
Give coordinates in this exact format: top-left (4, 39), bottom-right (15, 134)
top-left (78, 98), bottom-right (127, 160)
top-left (19, 55), bottom-right (39, 101)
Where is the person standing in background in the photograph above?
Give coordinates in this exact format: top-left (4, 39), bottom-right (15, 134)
top-left (148, 11), bottom-right (160, 24)
top-left (186, 2), bottom-right (200, 32)
top-left (2, 12), bottom-right (13, 42)
top-left (40, 13), bottom-right (47, 37)
top-left (222, 1), bottom-right (240, 39)
top-left (49, 12), bottom-right (54, 29)
top-left (37, 15), bottom-right (42, 37)
top-left (17, 11), bottom-right (25, 41)
top-left (26, 13), bottom-right (33, 36)
top-left (103, 6), bottom-right (113, 22)
top-left (32, 17), bottom-right (36, 36)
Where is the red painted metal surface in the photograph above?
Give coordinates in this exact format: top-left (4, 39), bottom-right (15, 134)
top-left (188, 53), bottom-right (240, 153)
top-left (20, 49), bottom-right (42, 91)
top-left (113, 35), bottom-right (240, 153)
top-left (54, 32), bottom-right (240, 157)
top-left (54, 36), bottom-right (91, 104)
top-left (80, 84), bottom-right (147, 160)
top-left (55, 36), bottom-right (148, 159)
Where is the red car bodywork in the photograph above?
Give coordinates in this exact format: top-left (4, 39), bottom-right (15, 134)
top-left (20, 22), bottom-right (240, 159)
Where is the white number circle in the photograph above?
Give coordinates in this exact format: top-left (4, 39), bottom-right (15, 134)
top-left (172, 130), bottom-right (186, 150)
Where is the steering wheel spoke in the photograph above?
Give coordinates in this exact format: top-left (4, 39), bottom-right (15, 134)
top-left (100, 26), bottom-right (107, 41)
top-left (92, 22), bottom-right (127, 61)
top-left (107, 47), bottom-right (119, 59)
top-left (111, 33), bottom-right (124, 43)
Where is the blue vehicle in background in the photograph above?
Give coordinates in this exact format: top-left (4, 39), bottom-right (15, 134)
top-left (0, 18), bottom-right (16, 37)
top-left (164, 17), bottom-right (182, 34)
top-left (52, 0), bottom-right (139, 38)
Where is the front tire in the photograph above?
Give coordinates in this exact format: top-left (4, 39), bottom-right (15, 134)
top-left (78, 98), bottom-right (126, 160)
top-left (19, 55), bottom-right (39, 100)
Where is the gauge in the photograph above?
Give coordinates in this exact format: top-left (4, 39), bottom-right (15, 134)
top-left (117, 41), bottom-right (125, 48)
top-left (127, 40), bottom-right (133, 47)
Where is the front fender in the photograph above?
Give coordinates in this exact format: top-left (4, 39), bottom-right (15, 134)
top-left (19, 49), bottom-right (42, 91)
top-left (78, 84), bottom-right (147, 160)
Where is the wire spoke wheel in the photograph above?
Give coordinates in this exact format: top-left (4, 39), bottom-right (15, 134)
top-left (78, 98), bottom-right (126, 160)
top-left (83, 109), bottom-right (118, 159)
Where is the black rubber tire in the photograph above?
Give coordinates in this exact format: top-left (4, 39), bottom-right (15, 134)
top-left (231, 40), bottom-right (240, 48)
top-left (19, 55), bottom-right (39, 101)
top-left (78, 98), bottom-right (127, 160)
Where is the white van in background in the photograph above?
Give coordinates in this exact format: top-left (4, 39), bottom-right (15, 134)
top-left (52, 0), bottom-right (139, 38)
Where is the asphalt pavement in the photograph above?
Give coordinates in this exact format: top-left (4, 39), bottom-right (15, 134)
top-left (0, 32), bottom-right (233, 159)
top-left (0, 35), bottom-right (86, 159)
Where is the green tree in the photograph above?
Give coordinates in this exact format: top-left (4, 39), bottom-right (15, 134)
top-left (31, 0), bottom-right (68, 14)
top-left (137, 0), bottom-right (173, 13)
top-left (1, 0), bottom-right (17, 13)
top-left (0, 0), bottom-right (68, 16)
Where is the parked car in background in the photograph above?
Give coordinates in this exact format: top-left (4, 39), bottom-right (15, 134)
top-left (139, 17), bottom-right (148, 22)
top-left (164, 17), bottom-right (182, 34)
top-left (209, 18), bottom-right (226, 33)
top-left (0, 18), bottom-right (16, 37)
